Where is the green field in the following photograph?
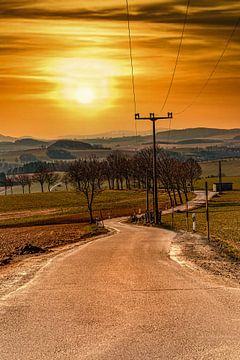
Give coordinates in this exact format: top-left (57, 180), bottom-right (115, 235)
top-left (200, 159), bottom-right (240, 177)
top-left (195, 176), bottom-right (240, 190)
top-left (0, 190), bottom-right (182, 227)
top-left (162, 190), bottom-right (240, 259)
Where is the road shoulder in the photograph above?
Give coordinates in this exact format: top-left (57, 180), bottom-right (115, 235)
top-left (170, 231), bottom-right (240, 287)
top-left (0, 228), bottom-right (114, 301)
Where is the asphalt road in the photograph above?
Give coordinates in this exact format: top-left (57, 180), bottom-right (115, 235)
top-left (0, 219), bottom-right (239, 359)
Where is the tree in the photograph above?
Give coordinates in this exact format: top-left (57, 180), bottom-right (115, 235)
top-left (0, 172), bottom-right (6, 187)
top-left (33, 164), bottom-right (48, 192)
top-left (185, 158), bottom-right (202, 191)
top-left (68, 160), bottom-right (82, 191)
top-left (5, 176), bottom-right (14, 195)
top-left (62, 173), bottom-right (70, 191)
top-left (45, 172), bottom-right (60, 192)
top-left (25, 175), bottom-right (33, 194)
top-left (68, 158), bottom-right (103, 223)
top-left (15, 174), bottom-right (29, 194)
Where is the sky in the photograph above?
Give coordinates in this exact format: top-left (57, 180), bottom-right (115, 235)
top-left (0, 0), bottom-right (240, 138)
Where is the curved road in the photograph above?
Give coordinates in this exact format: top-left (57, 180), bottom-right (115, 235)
top-left (0, 219), bottom-right (239, 359)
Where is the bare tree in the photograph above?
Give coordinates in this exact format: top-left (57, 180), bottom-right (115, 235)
top-left (68, 160), bottom-right (82, 191)
top-left (5, 176), bottom-right (14, 195)
top-left (45, 172), bottom-right (60, 192)
top-left (33, 164), bottom-right (48, 192)
top-left (68, 158), bottom-right (103, 223)
top-left (62, 173), bottom-right (70, 191)
top-left (185, 158), bottom-right (202, 191)
top-left (15, 174), bottom-right (29, 194)
top-left (25, 175), bottom-right (33, 194)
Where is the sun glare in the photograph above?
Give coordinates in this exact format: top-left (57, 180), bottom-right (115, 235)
top-left (75, 87), bottom-right (96, 104)
top-left (50, 58), bottom-right (118, 110)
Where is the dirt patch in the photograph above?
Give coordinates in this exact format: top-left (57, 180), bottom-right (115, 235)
top-left (0, 226), bottom-right (112, 300)
top-left (0, 223), bottom-right (107, 266)
top-left (0, 208), bottom-right (58, 221)
top-left (172, 232), bottom-right (240, 285)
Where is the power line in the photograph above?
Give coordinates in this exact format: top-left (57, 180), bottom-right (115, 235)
top-left (175, 16), bottom-right (240, 116)
top-left (161, 0), bottom-right (191, 113)
top-left (126, 0), bottom-right (138, 142)
top-left (160, 0), bottom-right (190, 144)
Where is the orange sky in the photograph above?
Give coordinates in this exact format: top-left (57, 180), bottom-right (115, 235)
top-left (0, 0), bottom-right (239, 138)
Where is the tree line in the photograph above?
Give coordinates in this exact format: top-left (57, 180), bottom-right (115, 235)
top-left (67, 149), bottom-right (201, 222)
top-left (0, 149), bottom-right (201, 222)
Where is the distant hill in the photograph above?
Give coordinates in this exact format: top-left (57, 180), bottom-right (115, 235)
top-left (15, 138), bottom-right (48, 146)
top-left (0, 134), bottom-right (15, 142)
top-left (233, 135), bottom-right (240, 141)
top-left (154, 128), bottom-right (240, 142)
top-left (48, 140), bottom-right (93, 150)
top-left (176, 138), bottom-right (223, 145)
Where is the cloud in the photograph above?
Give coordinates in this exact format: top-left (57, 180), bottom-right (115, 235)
top-left (0, 76), bottom-right (55, 99)
top-left (0, 0), bottom-right (239, 28)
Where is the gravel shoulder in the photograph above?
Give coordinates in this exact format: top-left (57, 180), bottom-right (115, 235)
top-left (171, 231), bottom-right (239, 286)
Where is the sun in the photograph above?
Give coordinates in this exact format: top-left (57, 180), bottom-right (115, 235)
top-left (75, 87), bottom-right (96, 105)
top-left (51, 59), bottom-right (119, 110)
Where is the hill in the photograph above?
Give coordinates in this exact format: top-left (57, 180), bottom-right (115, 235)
top-left (48, 140), bottom-right (93, 150)
top-left (15, 138), bottom-right (49, 147)
top-left (233, 135), bottom-right (240, 141)
top-left (154, 128), bottom-right (240, 142)
top-left (0, 134), bottom-right (16, 142)
top-left (176, 138), bottom-right (223, 145)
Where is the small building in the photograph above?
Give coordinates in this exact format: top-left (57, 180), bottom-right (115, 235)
top-left (213, 182), bottom-right (233, 192)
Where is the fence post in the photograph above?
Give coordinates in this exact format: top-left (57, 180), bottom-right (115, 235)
top-left (171, 206), bottom-right (174, 229)
top-left (186, 201), bottom-right (189, 231)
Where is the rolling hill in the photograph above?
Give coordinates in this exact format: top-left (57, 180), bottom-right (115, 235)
top-left (48, 140), bottom-right (93, 150)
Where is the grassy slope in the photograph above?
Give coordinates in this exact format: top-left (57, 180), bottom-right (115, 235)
top-left (162, 190), bottom-right (240, 259)
top-left (200, 159), bottom-right (240, 177)
top-left (0, 190), bottom-right (183, 227)
top-left (195, 176), bottom-right (240, 190)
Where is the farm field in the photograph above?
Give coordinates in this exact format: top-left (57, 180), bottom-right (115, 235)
top-left (200, 159), bottom-right (240, 177)
top-left (0, 189), bottom-right (185, 266)
top-left (0, 189), bottom-right (185, 228)
top-left (0, 223), bottom-right (107, 266)
top-left (195, 176), bottom-right (240, 190)
top-left (162, 190), bottom-right (240, 260)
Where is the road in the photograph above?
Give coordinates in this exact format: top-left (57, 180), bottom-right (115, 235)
top-left (162, 190), bottom-right (217, 215)
top-left (0, 219), bottom-right (239, 359)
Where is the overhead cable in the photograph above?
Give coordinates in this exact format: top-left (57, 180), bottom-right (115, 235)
top-left (126, 0), bottom-right (138, 140)
top-left (161, 0), bottom-right (191, 113)
top-left (175, 17), bottom-right (240, 115)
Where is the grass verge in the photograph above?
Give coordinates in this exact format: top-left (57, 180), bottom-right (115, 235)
top-left (162, 190), bottom-right (240, 260)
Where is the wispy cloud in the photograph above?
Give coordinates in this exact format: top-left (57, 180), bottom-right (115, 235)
top-left (0, 1), bottom-right (239, 27)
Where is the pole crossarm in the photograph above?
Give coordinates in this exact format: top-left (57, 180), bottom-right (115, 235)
top-left (135, 112), bottom-right (173, 121)
top-left (133, 111), bottom-right (173, 225)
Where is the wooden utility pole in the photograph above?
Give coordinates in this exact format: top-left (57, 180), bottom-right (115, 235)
top-left (219, 160), bottom-right (222, 193)
top-left (146, 173), bottom-right (149, 221)
top-left (135, 112), bottom-right (173, 225)
top-left (205, 181), bottom-right (210, 241)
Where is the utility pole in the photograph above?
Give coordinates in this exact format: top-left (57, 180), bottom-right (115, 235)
top-left (146, 173), bottom-right (149, 221)
top-left (218, 160), bottom-right (222, 194)
top-left (205, 181), bottom-right (210, 241)
top-left (135, 112), bottom-right (173, 225)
